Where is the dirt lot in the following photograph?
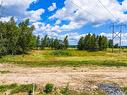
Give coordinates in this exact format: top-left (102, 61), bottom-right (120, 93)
top-left (0, 64), bottom-right (127, 90)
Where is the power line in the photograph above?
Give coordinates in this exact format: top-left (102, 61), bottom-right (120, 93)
top-left (96, 0), bottom-right (126, 52)
top-left (70, 0), bottom-right (100, 20)
top-left (96, 0), bottom-right (118, 22)
top-left (111, 24), bottom-right (126, 53)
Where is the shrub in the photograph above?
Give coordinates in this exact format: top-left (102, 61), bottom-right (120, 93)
top-left (44, 83), bottom-right (54, 93)
top-left (50, 50), bottom-right (71, 56)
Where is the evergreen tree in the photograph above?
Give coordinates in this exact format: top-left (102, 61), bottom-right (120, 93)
top-left (98, 36), bottom-right (108, 51)
top-left (108, 39), bottom-right (113, 48)
top-left (84, 33), bottom-right (91, 50)
top-left (43, 35), bottom-right (48, 47)
top-left (63, 36), bottom-right (69, 49)
top-left (114, 43), bottom-right (119, 48)
top-left (77, 37), bottom-right (84, 50)
top-left (36, 35), bottom-right (40, 49)
top-left (78, 34), bottom-right (108, 51)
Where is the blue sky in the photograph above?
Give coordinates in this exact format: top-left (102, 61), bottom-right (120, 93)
top-left (1, 0), bottom-right (127, 45)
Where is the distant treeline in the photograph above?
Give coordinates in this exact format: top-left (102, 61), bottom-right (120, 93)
top-left (78, 34), bottom-right (108, 51)
top-left (36, 34), bottom-right (114, 51)
top-left (36, 35), bottom-right (69, 50)
top-left (0, 17), bottom-right (119, 56)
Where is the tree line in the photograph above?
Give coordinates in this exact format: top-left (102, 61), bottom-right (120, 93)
top-left (0, 17), bottom-right (116, 56)
top-left (35, 35), bottom-right (69, 50)
top-left (77, 33), bottom-right (111, 51)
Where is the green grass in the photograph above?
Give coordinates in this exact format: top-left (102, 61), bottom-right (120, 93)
top-left (0, 84), bottom-right (33, 94)
top-left (49, 50), bottom-right (72, 56)
top-left (0, 83), bottom-right (106, 95)
top-left (11, 84), bottom-right (33, 94)
top-left (0, 70), bottom-right (10, 74)
top-left (1, 49), bottom-right (127, 67)
top-left (0, 84), bottom-right (17, 92)
top-left (2, 60), bottom-right (126, 67)
top-left (122, 87), bottom-right (127, 94)
top-left (0, 83), bottom-right (126, 95)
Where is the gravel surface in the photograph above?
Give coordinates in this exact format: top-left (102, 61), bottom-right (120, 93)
top-left (0, 64), bottom-right (127, 91)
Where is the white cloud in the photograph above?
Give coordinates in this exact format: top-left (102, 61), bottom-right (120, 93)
top-left (0, 0), bottom-right (45, 22)
top-left (55, 19), bottom-right (61, 25)
top-left (0, 0), bottom-right (36, 17)
top-left (48, 3), bottom-right (57, 11)
top-left (0, 16), bottom-right (12, 22)
top-left (27, 8), bottom-right (45, 22)
top-left (49, 0), bottom-right (127, 32)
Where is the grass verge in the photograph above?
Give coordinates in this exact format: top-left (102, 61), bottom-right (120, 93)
top-left (0, 84), bottom-right (33, 94)
top-left (1, 60), bottom-right (127, 67)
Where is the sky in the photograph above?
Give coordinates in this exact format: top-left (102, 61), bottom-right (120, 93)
top-left (0, 0), bottom-right (127, 45)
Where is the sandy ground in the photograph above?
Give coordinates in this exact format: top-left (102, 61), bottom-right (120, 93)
top-left (0, 64), bottom-right (127, 90)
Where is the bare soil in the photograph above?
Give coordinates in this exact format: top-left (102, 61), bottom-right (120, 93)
top-left (0, 64), bottom-right (127, 90)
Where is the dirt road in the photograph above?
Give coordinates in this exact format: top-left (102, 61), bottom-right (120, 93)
top-left (0, 64), bottom-right (127, 90)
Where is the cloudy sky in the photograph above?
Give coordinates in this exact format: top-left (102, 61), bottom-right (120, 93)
top-left (0, 0), bottom-right (127, 45)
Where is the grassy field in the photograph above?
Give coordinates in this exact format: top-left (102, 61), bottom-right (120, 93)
top-left (0, 84), bottom-right (33, 94)
top-left (0, 83), bottom-right (126, 95)
top-left (0, 83), bottom-right (105, 95)
top-left (0, 49), bottom-right (127, 95)
top-left (0, 48), bottom-right (127, 67)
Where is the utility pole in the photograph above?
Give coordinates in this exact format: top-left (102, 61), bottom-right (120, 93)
top-left (119, 24), bottom-right (126, 53)
top-left (111, 23), bottom-right (126, 53)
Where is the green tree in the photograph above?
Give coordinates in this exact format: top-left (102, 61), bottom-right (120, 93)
top-left (78, 34), bottom-right (108, 51)
top-left (0, 17), bottom-right (35, 55)
top-left (17, 19), bottom-right (34, 53)
top-left (108, 39), bottom-right (113, 48)
top-left (77, 37), bottom-right (84, 50)
top-left (63, 36), bottom-right (69, 49)
top-left (40, 37), bottom-right (45, 50)
top-left (84, 33), bottom-right (91, 50)
top-left (36, 35), bottom-right (40, 49)
top-left (98, 36), bottom-right (108, 51)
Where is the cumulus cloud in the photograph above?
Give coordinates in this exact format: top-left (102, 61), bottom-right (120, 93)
top-left (49, 0), bottom-right (127, 32)
top-left (0, 16), bottom-right (12, 22)
top-left (0, 0), bottom-right (36, 17)
top-left (27, 8), bottom-right (45, 22)
top-left (0, 0), bottom-right (45, 22)
top-left (48, 3), bottom-right (57, 11)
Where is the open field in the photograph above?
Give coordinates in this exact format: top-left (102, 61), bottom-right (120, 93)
top-left (1, 49), bottom-right (127, 67)
top-left (0, 49), bottom-right (127, 94)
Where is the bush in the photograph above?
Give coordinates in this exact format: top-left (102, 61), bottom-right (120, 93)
top-left (50, 50), bottom-right (71, 56)
top-left (44, 83), bottom-right (54, 93)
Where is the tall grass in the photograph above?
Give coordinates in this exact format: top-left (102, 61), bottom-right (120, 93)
top-left (50, 50), bottom-right (72, 56)
top-left (0, 84), bottom-right (33, 94)
top-left (0, 49), bottom-right (127, 67)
